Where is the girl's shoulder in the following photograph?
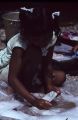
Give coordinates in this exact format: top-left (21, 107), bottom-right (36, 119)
top-left (7, 33), bottom-right (27, 50)
top-left (7, 33), bottom-right (20, 46)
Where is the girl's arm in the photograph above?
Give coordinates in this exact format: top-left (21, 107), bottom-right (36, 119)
top-left (8, 47), bottom-right (52, 109)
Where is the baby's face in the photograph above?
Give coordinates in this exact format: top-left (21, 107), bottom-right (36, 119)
top-left (52, 70), bottom-right (66, 87)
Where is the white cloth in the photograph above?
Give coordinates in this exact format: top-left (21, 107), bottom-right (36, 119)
top-left (1, 74), bottom-right (78, 120)
top-left (0, 33), bottom-right (27, 81)
top-left (0, 33), bottom-right (27, 69)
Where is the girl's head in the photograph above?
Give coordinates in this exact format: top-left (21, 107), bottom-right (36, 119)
top-left (19, 7), bottom-right (59, 47)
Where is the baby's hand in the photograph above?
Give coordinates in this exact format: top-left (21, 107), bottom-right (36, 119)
top-left (72, 45), bottom-right (78, 52)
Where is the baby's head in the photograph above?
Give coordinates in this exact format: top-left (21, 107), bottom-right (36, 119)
top-left (52, 70), bottom-right (66, 87)
top-left (19, 7), bottom-right (56, 48)
top-left (48, 60), bottom-right (66, 87)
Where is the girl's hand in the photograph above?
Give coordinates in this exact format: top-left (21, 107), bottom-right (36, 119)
top-left (46, 85), bottom-right (61, 96)
top-left (32, 98), bottom-right (53, 110)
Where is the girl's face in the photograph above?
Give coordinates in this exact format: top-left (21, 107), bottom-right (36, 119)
top-left (31, 33), bottom-right (52, 48)
top-left (21, 30), bottom-right (53, 48)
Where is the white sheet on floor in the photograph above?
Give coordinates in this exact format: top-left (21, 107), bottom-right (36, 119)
top-left (0, 110), bottom-right (37, 120)
top-left (54, 43), bottom-right (72, 53)
top-left (0, 79), bottom-right (78, 120)
top-left (0, 91), bottom-right (78, 120)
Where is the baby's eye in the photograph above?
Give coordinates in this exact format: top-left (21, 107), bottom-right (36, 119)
top-left (47, 72), bottom-right (53, 79)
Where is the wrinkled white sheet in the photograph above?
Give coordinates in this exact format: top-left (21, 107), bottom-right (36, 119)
top-left (0, 75), bottom-right (78, 120)
top-left (53, 43), bottom-right (78, 61)
top-left (53, 53), bottom-right (73, 61)
top-left (54, 43), bottom-right (72, 53)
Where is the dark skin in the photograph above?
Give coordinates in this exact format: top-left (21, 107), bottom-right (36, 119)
top-left (72, 44), bottom-right (78, 52)
top-left (22, 32), bottom-right (61, 94)
top-left (8, 47), bottom-right (53, 110)
top-left (41, 46), bottom-right (61, 94)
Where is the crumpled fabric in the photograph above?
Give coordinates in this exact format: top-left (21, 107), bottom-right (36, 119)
top-left (0, 74), bottom-right (78, 120)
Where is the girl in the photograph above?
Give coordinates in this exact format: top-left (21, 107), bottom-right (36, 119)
top-left (0, 7), bottom-right (65, 109)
